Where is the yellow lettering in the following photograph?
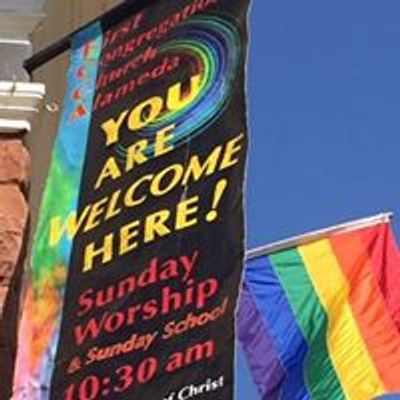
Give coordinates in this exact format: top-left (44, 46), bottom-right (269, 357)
top-left (124, 174), bottom-right (152, 207)
top-left (128, 96), bottom-right (163, 130)
top-left (120, 220), bottom-right (140, 255)
top-left (101, 110), bottom-right (129, 146)
top-left (167, 74), bottom-right (202, 110)
top-left (83, 197), bottom-right (108, 233)
top-left (83, 233), bottom-right (114, 272)
top-left (154, 124), bottom-right (176, 157)
top-left (182, 146), bottom-right (222, 185)
top-left (49, 206), bottom-right (91, 247)
top-left (144, 210), bottom-right (171, 243)
top-left (125, 140), bottom-right (149, 171)
top-left (151, 164), bottom-right (183, 196)
top-left (176, 196), bottom-right (199, 230)
top-left (105, 190), bottom-right (122, 220)
top-left (220, 134), bottom-right (244, 170)
top-left (95, 157), bottom-right (122, 189)
top-left (99, 74), bottom-right (204, 146)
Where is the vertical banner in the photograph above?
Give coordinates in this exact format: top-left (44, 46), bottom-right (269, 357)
top-left (13, 1), bottom-right (250, 399)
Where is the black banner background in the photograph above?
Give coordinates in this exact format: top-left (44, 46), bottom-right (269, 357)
top-left (51, 1), bottom-right (250, 399)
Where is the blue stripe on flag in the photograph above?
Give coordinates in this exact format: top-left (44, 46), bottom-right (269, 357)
top-left (244, 256), bottom-right (312, 400)
top-left (238, 283), bottom-right (285, 399)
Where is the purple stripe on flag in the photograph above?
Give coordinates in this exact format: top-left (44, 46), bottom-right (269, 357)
top-left (238, 283), bottom-right (285, 399)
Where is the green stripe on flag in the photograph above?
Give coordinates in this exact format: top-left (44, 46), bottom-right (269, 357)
top-left (270, 249), bottom-right (346, 399)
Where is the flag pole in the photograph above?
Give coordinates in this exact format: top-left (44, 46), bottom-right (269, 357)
top-left (246, 212), bottom-right (393, 259)
top-left (24, 0), bottom-right (157, 74)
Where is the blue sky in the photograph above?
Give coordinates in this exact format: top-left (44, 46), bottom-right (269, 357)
top-left (237, 0), bottom-right (400, 398)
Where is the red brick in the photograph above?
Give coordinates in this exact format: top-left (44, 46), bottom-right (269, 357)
top-left (0, 185), bottom-right (28, 286)
top-left (0, 140), bottom-right (30, 185)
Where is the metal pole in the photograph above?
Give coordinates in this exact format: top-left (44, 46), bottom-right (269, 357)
top-left (24, 0), bottom-right (157, 74)
top-left (245, 211), bottom-right (393, 259)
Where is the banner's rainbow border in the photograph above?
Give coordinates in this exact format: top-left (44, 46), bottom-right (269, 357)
top-left (12, 24), bottom-right (102, 399)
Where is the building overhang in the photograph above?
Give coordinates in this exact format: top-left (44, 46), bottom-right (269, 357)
top-left (0, 81), bottom-right (45, 133)
top-left (0, 12), bottom-right (45, 40)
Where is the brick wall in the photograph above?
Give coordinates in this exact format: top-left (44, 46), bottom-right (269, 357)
top-left (0, 135), bottom-right (30, 400)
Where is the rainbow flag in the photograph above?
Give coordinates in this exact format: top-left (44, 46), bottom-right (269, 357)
top-left (238, 214), bottom-right (400, 400)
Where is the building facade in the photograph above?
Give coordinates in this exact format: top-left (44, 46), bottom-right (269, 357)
top-left (0, 1), bottom-right (119, 398)
top-left (0, 2), bottom-right (44, 398)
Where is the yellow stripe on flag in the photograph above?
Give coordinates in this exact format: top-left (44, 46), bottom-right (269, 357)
top-left (299, 239), bottom-right (385, 400)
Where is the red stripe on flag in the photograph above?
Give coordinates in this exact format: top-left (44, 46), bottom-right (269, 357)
top-left (359, 224), bottom-right (400, 333)
top-left (330, 227), bottom-right (400, 392)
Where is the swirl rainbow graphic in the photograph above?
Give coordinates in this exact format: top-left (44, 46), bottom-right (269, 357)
top-left (116, 16), bottom-right (242, 159)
